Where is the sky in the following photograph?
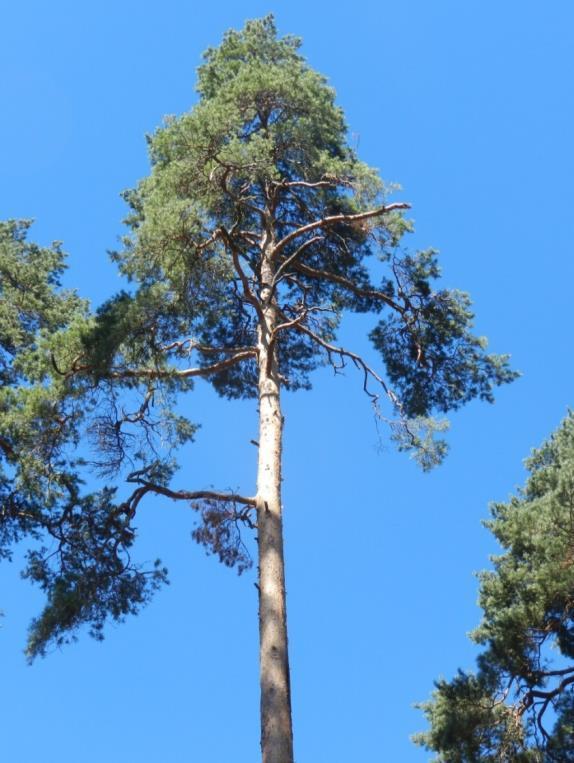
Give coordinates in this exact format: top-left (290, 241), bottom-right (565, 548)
top-left (1, 1), bottom-right (573, 761)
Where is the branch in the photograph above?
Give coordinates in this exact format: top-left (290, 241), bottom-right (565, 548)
top-left (69, 349), bottom-right (258, 382)
top-left (217, 227), bottom-right (265, 323)
top-left (293, 321), bottom-right (398, 405)
top-left (271, 235), bottom-right (324, 288)
top-left (130, 483), bottom-right (256, 507)
top-left (159, 339), bottom-right (257, 356)
top-left (537, 666), bottom-right (574, 678)
top-left (292, 261), bottom-right (404, 313)
top-left (525, 674), bottom-right (574, 706)
top-left (515, 672), bottom-right (574, 745)
top-left (122, 471), bottom-right (256, 518)
top-left (0, 435), bottom-right (15, 460)
top-left (272, 306), bottom-right (334, 336)
top-left (211, 157), bottom-right (267, 220)
top-left (275, 179), bottom-right (344, 190)
top-left (272, 202), bottom-right (411, 258)
top-left (196, 227), bottom-right (222, 253)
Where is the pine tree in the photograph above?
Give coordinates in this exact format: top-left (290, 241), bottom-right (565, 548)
top-left (1, 17), bottom-right (516, 763)
top-left (415, 412), bottom-right (574, 761)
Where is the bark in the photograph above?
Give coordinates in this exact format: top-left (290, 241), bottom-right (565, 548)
top-left (256, 254), bottom-right (294, 763)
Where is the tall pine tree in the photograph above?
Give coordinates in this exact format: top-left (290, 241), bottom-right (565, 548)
top-left (1, 17), bottom-right (516, 763)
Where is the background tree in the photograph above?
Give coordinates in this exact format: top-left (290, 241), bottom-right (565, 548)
top-left (415, 412), bottom-right (574, 761)
top-left (1, 16), bottom-right (516, 763)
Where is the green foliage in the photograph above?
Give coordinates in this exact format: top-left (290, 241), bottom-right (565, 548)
top-left (24, 487), bottom-right (168, 660)
top-left (370, 249), bottom-right (517, 418)
top-left (388, 416), bottom-right (450, 472)
top-left (2, 15), bottom-right (516, 658)
top-left (113, 15), bottom-right (514, 412)
top-left (416, 412), bottom-right (574, 760)
top-left (0, 221), bottom-right (169, 657)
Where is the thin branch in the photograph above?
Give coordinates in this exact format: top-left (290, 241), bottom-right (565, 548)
top-left (0, 435), bottom-right (15, 460)
top-left (272, 202), bottom-right (411, 258)
top-left (69, 349), bottom-right (257, 382)
top-left (159, 339), bottom-right (257, 356)
top-left (537, 665), bottom-right (574, 678)
top-left (293, 321), bottom-right (398, 405)
top-left (239, 230), bottom-right (261, 245)
top-left (132, 483), bottom-right (256, 507)
top-left (196, 227), bottom-right (222, 253)
top-left (271, 235), bottom-right (324, 287)
top-left (211, 157), bottom-right (267, 220)
top-left (272, 306), bottom-right (333, 337)
top-left (122, 471), bottom-right (256, 518)
top-left (217, 227), bottom-right (265, 323)
top-left (526, 674), bottom-right (574, 704)
top-left (293, 261), bottom-right (404, 313)
top-left (275, 179), bottom-right (344, 190)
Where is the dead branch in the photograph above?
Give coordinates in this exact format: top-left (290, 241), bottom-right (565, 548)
top-left (159, 339), bottom-right (257, 356)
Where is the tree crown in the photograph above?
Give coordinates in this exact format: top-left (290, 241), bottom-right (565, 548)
top-left (1, 15), bottom-right (516, 659)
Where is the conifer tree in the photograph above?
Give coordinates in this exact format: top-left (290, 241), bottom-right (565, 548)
top-left (1, 17), bottom-right (516, 763)
top-left (416, 413), bottom-right (574, 761)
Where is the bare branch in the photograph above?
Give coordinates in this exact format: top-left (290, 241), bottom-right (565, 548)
top-left (293, 321), bottom-right (398, 405)
top-left (272, 306), bottom-right (334, 337)
top-left (271, 235), bottom-right (324, 287)
top-left (217, 227), bottom-right (266, 323)
top-left (272, 202), bottom-right (411, 258)
top-left (125, 477), bottom-right (257, 510)
top-left (211, 157), bottom-right (267, 220)
top-left (239, 230), bottom-right (261, 245)
top-left (68, 349), bottom-right (258, 382)
top-left (524, 674), bottom-right (574, 706)
top-left (196, 227), bottom-right (222, 253)
top-left (275, 179), bottom-right (344, 190)
top-left (292, 261), bottom-right (404, 313)
top-left (159, 339), bottom-right (257, 356)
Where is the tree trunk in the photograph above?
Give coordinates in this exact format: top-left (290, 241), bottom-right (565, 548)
top-left (256, 272), bottom-right (294, 763)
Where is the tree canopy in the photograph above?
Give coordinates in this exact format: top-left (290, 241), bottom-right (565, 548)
top-left (1, 15), bottom-right (515, 670)
top-left (416, 412), bottom-right (574, 761)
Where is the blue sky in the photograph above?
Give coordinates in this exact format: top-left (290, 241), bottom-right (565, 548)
top-left (2, 1), bottom-right (573, 761)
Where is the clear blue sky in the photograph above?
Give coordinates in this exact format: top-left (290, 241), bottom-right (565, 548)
top-left (2, 2), bottom-right (573, 761)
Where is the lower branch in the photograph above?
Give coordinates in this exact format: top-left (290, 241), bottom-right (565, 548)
top-left (123, 471), bottom-right (256, 517)
top-left (60, 349), bottom-right (258, 382)
top-left (293, 322), bottom-right (399, 406)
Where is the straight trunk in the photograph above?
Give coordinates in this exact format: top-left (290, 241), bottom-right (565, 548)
top-left (256, 269), bottom-right (294, 763)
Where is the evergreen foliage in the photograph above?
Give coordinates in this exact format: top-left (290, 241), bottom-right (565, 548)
top-left (1, 14), bottom-right (515, 714)
top-left (0, 220), bottom-right (168, 658)
top-left (415, 412), bottom-right (574, 761)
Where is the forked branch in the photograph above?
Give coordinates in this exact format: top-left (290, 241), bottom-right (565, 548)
top-left (272, 202), bottom-right (411, 258)
top-left (292, 261), bottom-right (404, 313)
top-left (293, 321), bottom-right (398, 405)
top-left (122, 469), bottom-right (256, 519)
